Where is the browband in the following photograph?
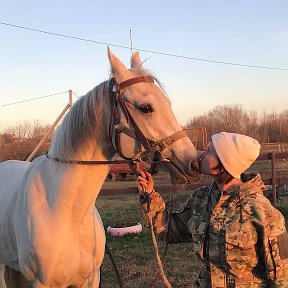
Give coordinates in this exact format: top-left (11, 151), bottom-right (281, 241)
top-left (117, 76), bottom-right (154, 92)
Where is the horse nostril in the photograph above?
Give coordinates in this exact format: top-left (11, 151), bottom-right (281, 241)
top-left (187, 160), bottom-right (199, 175)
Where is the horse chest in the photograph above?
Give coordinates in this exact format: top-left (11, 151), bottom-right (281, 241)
top-left (20, 213), bottom-right (105, 285)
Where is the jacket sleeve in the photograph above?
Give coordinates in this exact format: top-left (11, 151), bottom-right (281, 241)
top-left (253, 195), bottom-right (288, 284)
top-left (153, 193), bottom-right (194, 243)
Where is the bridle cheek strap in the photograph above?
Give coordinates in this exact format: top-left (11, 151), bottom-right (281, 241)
top-left (109, 76), bottom-right (190, 162)
top-left (109, 76), bottom-right (155, 160)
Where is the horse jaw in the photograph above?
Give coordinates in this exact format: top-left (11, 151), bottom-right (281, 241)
top-left (157, 160), bottom-right (200, 185)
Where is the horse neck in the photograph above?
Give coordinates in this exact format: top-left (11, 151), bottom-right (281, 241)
top-left (47, 81), bottom-right (116, 224)
top-left (50, 163), bottom-right (112, 225)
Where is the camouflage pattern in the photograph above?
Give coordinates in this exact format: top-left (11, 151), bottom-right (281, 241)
top-left (146, 173), bottom-right (288, 287)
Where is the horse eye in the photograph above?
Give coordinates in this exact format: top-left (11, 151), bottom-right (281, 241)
top-left (139, 104), bottom-right (153, 113)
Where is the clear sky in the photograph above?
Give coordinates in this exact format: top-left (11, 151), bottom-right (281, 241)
top-left (0, 1), bottom-right (287, 130)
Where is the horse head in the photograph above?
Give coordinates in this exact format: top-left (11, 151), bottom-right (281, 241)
top-left (108, 48), bottom-right (200, 184)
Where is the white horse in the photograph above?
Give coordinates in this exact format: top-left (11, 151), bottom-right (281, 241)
top-left (0, 48), bottom-right (199, 288)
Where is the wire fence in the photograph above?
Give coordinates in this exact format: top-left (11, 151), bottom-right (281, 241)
top-left (1, 21), bottom-right (288, 71)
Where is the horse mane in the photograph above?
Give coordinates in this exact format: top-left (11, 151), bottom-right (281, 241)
top-left (49, 69), bottom-right (164, 159)
top-left (49, 80), bottom-right (110, 159)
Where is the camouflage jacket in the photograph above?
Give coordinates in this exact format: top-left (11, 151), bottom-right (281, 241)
top-left (151, 173), bottom-right (288, 287)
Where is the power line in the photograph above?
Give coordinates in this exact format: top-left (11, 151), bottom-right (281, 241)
top-left (1, 21), bottom-right (287, 71)
top-left (0, 91), bottom-right (69, 108)
top-left (72, 91), bottom-right (80, 99)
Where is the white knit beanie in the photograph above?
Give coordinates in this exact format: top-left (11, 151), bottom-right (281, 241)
top-left (211, 132), bottom-right (261, 179)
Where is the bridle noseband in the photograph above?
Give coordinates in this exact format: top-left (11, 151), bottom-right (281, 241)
top-left (46, 75), bottom-right (188, 169)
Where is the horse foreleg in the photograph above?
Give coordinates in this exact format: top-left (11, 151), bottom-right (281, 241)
top-left (0, 264), bottom-right (7, 288)
top-left (79, 270), bottom-right (100, 288)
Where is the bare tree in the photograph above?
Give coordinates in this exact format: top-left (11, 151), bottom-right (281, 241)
top-left (184, 104), bottom-right (288, 144)
top-left (0, 121), bottom-right (53, 161)
top-left (31, 120), bottom-right (52, 138)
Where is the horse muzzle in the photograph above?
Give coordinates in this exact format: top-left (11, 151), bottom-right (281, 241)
top-left (154, 155), bottom-right (200, 185)
top-left (170, 157), bottom-right (200, 183)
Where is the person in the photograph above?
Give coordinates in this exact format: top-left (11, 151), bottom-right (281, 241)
top-left (137, 132), bottom-right (288, 287)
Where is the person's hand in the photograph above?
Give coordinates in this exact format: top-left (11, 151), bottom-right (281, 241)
top-left (137, 170), bottom-right (155, 214)
top-left (137, 170), bottom-right (154, 194)
top-left (137, 170), bottom-right (165, 221)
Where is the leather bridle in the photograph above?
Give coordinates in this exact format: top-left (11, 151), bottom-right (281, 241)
top-left (46, 75), bottom-right (188, 168)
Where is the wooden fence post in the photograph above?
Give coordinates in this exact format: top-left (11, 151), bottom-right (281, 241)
top-left (271, 151), bottom-right (277, 206)
top-left (26, 90), bottom-right (73, 162)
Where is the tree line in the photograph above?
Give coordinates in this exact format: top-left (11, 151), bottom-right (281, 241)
top-left (184, 104), bottom-right (288, 144)
top-left (0, 120), bottom-right (52, 161)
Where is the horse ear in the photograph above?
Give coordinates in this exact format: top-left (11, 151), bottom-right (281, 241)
top-left (107, 47), bottom-right (128, 81)
top-left (130, 51), bottom-right (143, 70)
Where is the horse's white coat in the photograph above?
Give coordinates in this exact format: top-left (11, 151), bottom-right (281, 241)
top-left (0, 49), bottom-right (198, 287)
top-left (0, 264), bottom-right (7, 288)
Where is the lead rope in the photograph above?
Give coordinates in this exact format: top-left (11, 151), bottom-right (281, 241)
top-left (150, 186), bottom-right (175, 288)
top-left (144, 187), bottom-right (172, 288)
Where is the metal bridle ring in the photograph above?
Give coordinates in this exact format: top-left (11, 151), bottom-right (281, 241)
top-left (145, 150), bottom-right (163, 164)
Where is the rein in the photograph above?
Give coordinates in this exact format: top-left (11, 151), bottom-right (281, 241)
top-left (149, 187), bottom-right (175, 288)
top-left (45, 151), bottom-right (137, 165)
top-left (141, 186), bottom-right (173, 288)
